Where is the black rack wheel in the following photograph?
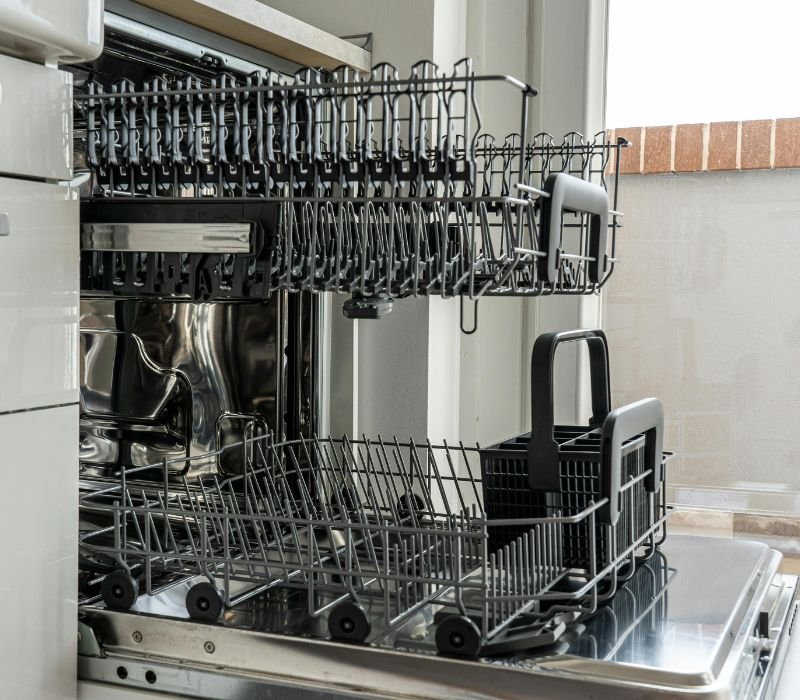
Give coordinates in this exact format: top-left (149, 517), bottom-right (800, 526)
top-left (101, 570), bottom-right (139, 610)
top-left (186, 581), bottom-right (224, 622)
top-left (396, 492), bottom-right (426, 521)
top-left (435, 615), bottom-right (482, 658)
top-left (328, 601), bottom-right (371, 644)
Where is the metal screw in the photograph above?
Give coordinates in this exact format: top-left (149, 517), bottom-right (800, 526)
top-left (204, 641), bottom-right (215, 654)
top-left (132, 631), bottom-right (143, 644)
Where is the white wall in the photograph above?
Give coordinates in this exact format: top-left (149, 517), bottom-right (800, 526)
top-left (604, 169), bottom-right (800, 514)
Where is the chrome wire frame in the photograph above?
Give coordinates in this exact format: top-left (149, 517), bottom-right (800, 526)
top-left (75, 58), bottom-right (625, 299)
top-left (80, 430), bottom-right (668, 648)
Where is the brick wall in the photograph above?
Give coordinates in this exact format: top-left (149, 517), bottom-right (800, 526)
top-left (609, 118), bottom-right (800, 174)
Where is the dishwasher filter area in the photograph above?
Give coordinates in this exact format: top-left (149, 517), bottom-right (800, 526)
top-left (78, 536), bottom-right (797, 699)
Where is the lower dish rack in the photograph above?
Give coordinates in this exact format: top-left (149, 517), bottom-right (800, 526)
top-left (79, 428), bottom-right (669, 659)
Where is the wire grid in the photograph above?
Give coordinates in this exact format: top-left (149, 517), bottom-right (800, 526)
top-left (75, 59), bottom-right (624, 300)
top-left (79, 432), bottom-right (619, 646)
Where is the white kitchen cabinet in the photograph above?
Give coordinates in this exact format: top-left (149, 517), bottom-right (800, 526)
top-left (0, 177), bottom-right (79, 412)
top-left (0, 405), bottom-right (78, 700)
top-left (0, 54), bottom-right (72, 181)
top-left (0, 0), bottom-right (103, 65)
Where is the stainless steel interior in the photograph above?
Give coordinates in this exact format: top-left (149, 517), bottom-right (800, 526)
top-left (79, 298), bottom-right (286, 477)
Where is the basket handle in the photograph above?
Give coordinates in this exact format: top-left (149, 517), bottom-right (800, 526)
top-left (527, 329), bottom-right (611, 490)
top-left (599, 398), bottom-right (664, 525)
top-left (540, 173), bottom-right (609, 284)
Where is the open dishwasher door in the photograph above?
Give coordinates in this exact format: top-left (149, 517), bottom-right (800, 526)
top-left (78, 536), bottom-right (798, 699)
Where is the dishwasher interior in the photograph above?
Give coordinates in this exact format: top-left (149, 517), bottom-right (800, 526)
top-left (71, 7), bottom-right (797, 699)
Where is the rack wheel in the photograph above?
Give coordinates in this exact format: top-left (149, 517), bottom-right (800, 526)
top-left (328, 601), bottom-right (371, 643)
top-left (396, 493), bottom-right (426, 520)
top-left (435, 615), bottom-right (481, 658)
top-left (101, 570), bottom-right (139, 610)
top-left (186, 582), bottom-right (223, 622)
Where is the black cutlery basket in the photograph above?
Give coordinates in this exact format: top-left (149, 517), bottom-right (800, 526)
top-left (479, 329), bottom-right (666, 571)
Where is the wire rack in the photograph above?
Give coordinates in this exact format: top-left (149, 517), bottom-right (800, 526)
top-left (75, 59), bottom-right (626, 302)
top-left (79, 427), bottom-right (667, 659)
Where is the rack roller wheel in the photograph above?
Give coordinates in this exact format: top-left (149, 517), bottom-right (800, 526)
top-left (186, 582), bottom-right (223, 622)
top-left (396, 493), bottom-right (426, 521)
top-left (328, 601), bottom-right (371, 643)
top-left (435, 615), bottom-right (481, 658)
top-left (101, 570), bottom-right (139, 610)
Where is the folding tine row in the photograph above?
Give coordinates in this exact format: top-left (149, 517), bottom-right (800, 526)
top-left (82, 59), bottom-right (485, 198)
top-left (76, 59), bottom-right (626, 301)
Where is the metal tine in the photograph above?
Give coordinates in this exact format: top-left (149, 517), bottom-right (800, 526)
top-left (354, 202), bottom-right (369, 295)
top-left (316, 201), bottom-right (335, 286)
top-left (239, 73), bottom-right (255, 170)
top-left (307, 439), bottom-right (352, 579)
top-left (122, 485), bottom-right (146, 558)
top-left (457, 442), bottom-right (484, 512)
top-left (212, 477), bottom-right (243, 553)
top-left (361, 201), bottom-right (380, 290)
top-left (255, 441), bottom-right (295, 572)
top-left (274, 439), bottom-right (316, 522)
top-left (182, 475), bottom-right (221, 551)
top-left (405, 440), bottom-right (437, 517)
top-left (345, 200), bottom-right (361, 283)
top-left (196, 474), bottom-right (227, 546)
top-left (308, 438), bottom-right (340, 524)
top-left (280, 482), bottom-right (309, 584)
top-left (410, 202), bottom-right (422, 296)
top-left (220, 477), bottom-right (255, 568)
top-left (300, 200), bottom-right (315, 287)
top-left (536, 519), bottom-right (544, 590)
top-left (369, 437), bottom-right (408, 523)
top-left (307, 439), bottom-right (352, 577)
top-left (146, 491), bottom-right (169, 567)
top-left (367, 203), bottom-right (386, 291)
top-left (319, 437), bottom-right (370, 580)
top-left (359, 460), bottom-right (393, 577)
top-left (337, 436), bottom-right (377, 523)
top-left (439, 439), bottom-right (469, 515)
top-left (333, 435), bottom-right (388, 521)
top-left (353, 437), bottom-right (401, 524)
top-left (152, 488), bottom-right (184, 564)
top-left (346, 439), bottom-right (391, 573)
top-left (390, 203), bottom-right (409, 290)
top-left (104, 80), bottom-right (121, 170)
top-left (174, 483), bottom-right (201, 562)
top-left (239, 470), bottom-right (272, 569)
top-left (380, 437), bottom-right (421, 528)
top-left (421, 438), bottom-right (453, 519)
top-left (393, 542), bottom-right (401, 617)
top-left (449, 201), bottom-right (471, 291)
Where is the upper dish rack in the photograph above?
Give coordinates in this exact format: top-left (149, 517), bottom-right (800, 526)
top-left (75, 59), bottom-right (626, 304)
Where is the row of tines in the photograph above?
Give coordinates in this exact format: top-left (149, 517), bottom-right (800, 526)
top-left (81, 58), bottom-right (485, 197)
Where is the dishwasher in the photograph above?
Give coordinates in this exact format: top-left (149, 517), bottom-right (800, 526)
top-left (62, 4), bottom-right (799, 700)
